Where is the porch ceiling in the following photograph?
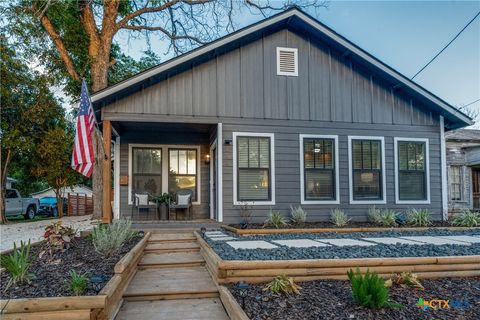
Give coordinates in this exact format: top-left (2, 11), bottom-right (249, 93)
top-left (113, 121), bottom-right (214, 135)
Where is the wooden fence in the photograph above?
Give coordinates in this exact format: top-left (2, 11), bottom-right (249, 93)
top-left (67, 193), bottom-right (93, 216)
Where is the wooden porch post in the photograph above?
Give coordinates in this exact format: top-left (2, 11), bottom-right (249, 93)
top-left (102, 120), bottom-right (112, 223)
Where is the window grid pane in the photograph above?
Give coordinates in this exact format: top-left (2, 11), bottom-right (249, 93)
top-left (398, 141), bottom-right (426, 201)
top-left (303, 138), bottom-right (335, 201)
top-left (169, 149), bottom-right (197, 201)
top-left (237, 136), bottom-right (271, 201)
top-left (352, 139), bottom-right (382, 200)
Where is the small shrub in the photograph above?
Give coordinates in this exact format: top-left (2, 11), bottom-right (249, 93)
top-left (347, 268), bottom-right (390, 309)
top-left (43, 221), bottom-right (77, 254)
top-left (330, 208), bottom-right (350, 227)
top-left (451, 210), bottom-right (480, 227)
top-left (368, 206), bottom-right (382, 224)
top-left (68, 270), bottom-right (89, 296)
top-left (406, 209), bottom-right (432, 227)
top-left (92, 219), bottom-right (136, 257)
top-left (263, 275), bottom-right (301, 295)
top-left (290, 205), bottom-right (307, 225)
top-left (368, 207), bottom-right (397, 227)
top-left (386, 272), bottom-right (424, 291)
top-left (239, 203), bottom-right (253, 227)
top-left (264, 210), bottom-right (288, 228)
top-left (0, 240), bottom-right (35, 290)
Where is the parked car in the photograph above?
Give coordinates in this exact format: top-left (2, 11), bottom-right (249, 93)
top-left (5, 189), bottom-right (40, 219)
top-left (38, 196), bottom-right (68, 217)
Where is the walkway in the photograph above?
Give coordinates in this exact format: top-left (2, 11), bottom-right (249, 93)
top-left (115, 230), bottom-right (229, 320)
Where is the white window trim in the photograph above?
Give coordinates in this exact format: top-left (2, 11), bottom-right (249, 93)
top-left (128, 143), bottom-right (201, 205)
top-left (233, 132), bottom-right (275, 206)
top-left (276, 47), bottom-right (298, 77)
top-left (299, 134), bottom-right (340, 204)
top-left (394, 137), bottom-right (431, 204)
top-left (348, 136), bottom-right (387, 204)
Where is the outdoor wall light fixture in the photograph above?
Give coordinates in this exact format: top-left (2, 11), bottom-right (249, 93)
top-left (200, 227), bottom-right (206, 238)
top-left (205, 154), bottom-right (210, 164)
top-left (90, 275), bottom-right (106, 293)
top-left (236, 281), bottom-right (250, 309)
top-left (138, 230), bottom-right (145, 237)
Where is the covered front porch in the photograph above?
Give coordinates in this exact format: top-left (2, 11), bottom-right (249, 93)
top-left (102, 121), bottom-right (223, 223)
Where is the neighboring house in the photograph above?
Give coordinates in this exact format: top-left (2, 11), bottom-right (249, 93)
top-left (91, 8), bottom-right (472, 223)
top-left (445, 129), bottom-right (480, 214)
top-left (30, 185), bottom-right (93, 199)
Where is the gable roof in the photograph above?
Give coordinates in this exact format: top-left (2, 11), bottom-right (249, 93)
top-left (91, 8), bottom-right (473, 130)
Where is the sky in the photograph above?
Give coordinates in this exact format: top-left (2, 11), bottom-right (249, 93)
top-left (114, 0), bottom-right (480, 127)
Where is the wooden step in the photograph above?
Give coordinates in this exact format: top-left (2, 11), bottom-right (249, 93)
top-left (145, 242), bottom-right (200, 253)
top-left (116, 298), bottom-right (229, 320)
top-left (139, 252), bottom-right (205, 269)
top-left (123, 267), bottom-right (219, 301)
top-left (148, 233), bottom-right (196, 243)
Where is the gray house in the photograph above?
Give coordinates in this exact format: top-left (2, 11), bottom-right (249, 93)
top-left (446, 129), bottom-right (480, 214)
top-left (92, 8), bottom-right (472, 224)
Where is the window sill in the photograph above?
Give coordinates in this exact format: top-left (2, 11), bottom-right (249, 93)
top-left (301, 199), bottom-right (340, 205)
top-left (395, 200), bottom-right (431, 205)
top-left (234, 200), bottom-right (275, 206)
top-left (349, 199), bottom-right (386, 205)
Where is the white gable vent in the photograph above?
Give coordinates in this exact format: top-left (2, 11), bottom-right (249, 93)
top-left (276, 47), bottom-right (298, 76)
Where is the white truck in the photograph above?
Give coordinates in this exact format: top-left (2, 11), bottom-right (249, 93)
top-left (5, 189), bottom-right (39, 219)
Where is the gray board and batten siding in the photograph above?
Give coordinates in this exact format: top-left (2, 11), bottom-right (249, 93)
top-left (104, 29), bottom-right (444, 223)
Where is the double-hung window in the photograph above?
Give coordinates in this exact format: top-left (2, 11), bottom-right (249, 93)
top-left (132, 147), bottom-right (162, 197)
top-left (169, 149), bottom-right (198, 201)
top-left (449, 166), bottom-right (462, 201)
top-left (395, 138), bottom-right (430, 203)
top-left (233, 133), bottom-right (275, 205)
top-left (349, 137), bottom-right (386, 203)
top-left (300, 135), bottom-right (339, 203)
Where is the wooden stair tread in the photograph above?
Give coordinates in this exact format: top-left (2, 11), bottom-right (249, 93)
top-left (123, 267), bottom-right (218, 297)
top-left (116, 298), bottom-right (229, 320)
top-left (139, 252), bottom-right (204, 266)
top-left (145, 242), bottom-right (200, 252)
top-left (149, 233), bottom-right (196, 242)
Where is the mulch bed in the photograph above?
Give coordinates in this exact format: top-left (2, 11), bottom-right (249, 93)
top-left (231, 221), bottom-right (453, 230)
top-left (0, 235), bottom-right (141, 299)
top-left (229, 277), bottom-right (480, 320)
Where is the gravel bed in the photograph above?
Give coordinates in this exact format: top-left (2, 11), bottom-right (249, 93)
top-left (229, 277), bottom-right (480, 319)
top-left (0, 235), bottom-right (142, 299)
top-left (207, 229), bottom-right (480, 260)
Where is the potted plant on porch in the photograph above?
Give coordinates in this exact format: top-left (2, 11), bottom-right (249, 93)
top-left (157, 193), bottom-right (173, 220)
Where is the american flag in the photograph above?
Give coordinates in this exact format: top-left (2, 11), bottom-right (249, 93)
top-left (71, 80), bottom-right (97, 177)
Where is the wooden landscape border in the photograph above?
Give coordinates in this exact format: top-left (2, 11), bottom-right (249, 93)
top-left (222, 224), bottom-right (480, 236)
top-left (218, 285), bottom-right (250, 320)
top-left (196, 233), bottom-right (480, 284)
top-left (0, 232), bottom-right (151, 320)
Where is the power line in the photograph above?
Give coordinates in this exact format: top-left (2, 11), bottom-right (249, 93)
top-left (411, 11), bottom-right (480, 80)
top-left (459, 98), bottom-right (480, 110)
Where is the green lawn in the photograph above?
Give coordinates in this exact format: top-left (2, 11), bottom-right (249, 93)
top-left (6, 214), bottom-right (56, 224)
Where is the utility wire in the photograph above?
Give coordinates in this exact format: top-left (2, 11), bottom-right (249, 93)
top-left (411, 11), bottom-right (480, 80)
top-left (458, 98), bottom-right (480, 110)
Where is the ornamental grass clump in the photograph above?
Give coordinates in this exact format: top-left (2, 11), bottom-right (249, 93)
top-left (92, 219), bottom-right (136, 257)
top-left (68, 270), bottom-right (89, 296)
top-left (347, 268), bottom-right (400, 309)
top-left (406, 209), bottom-right (432, 227)
top-left (263, 275), bottom-right (301, 295)
top-left (330, 208), bottom-right (350, 227)
top-left (0, 240), bottom-right (35, 290)
top-left (264, 210), bottom-right (288, 228)
top-left (290, 205), bottom-right (307, 225)
top-left (451, 210), bottom-right (480, 227)
top-left (368, 207), bottom-right (397, 227)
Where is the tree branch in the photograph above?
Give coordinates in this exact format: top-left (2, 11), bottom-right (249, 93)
top-left (115, 0), bottom-right (180, 31)
top-left (38, 13), bottom-right (80, 80)
top-left (122, 24), bottom-right (207, 45)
